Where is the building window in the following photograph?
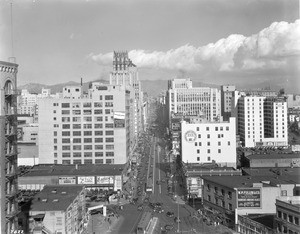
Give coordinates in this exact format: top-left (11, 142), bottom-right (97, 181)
top-left (105, 95), bottom-right (113, 100)
top-left (83, 124), bottom-right (92, 129)
top-left (228, 203), bottom-right (232, 210)
top-left (83, 102), bottom-right (91, 108)
top-left (95, 124), bottom-right (103, 128)
top-left (215, 127), bottom-right (218, 131)
top-left (283, 213), bottom-right (287, 220)
top-left (54, 153), bottom-right (57, 158)
top-left (106, 159), bottom-right (113, 164)
top-left (73, 117), bottom-right (81, 122)
top-left (221, 201), bottom-right (225, 208)
top-left (61, 110), bottom-right (70, 115)
top-left (84, 145), bottom-right (92, 150)
top-left (95, 131), bottom-right (103, 135)
top-left (226, 126), bottom-right (229, 131)
top-left (106, 152), bottom-right (114, 157)
top-left (281, 190), bottom-right (287, 196)
top-left (84, 131), bottom-right (92, 136)
top-left (95, 138), bottom-right (103, 143)
top-left (218, 149), bottom-right (221, 153)
top-left (62, 146), bottom-right (70, 151)
top-left (73, 131), bottom-right (81, 136)
top-left (207, 184), bottom-right (210, 192)
top-left (73, 124), bottom-right (81, 129)
top-left (95, 145), bottom-right (104, 150)
top-left (215, 198), bottom-right (218, 204)
top-left (197, 157), bottom-right (200, 161)
top-left (106, 138), bottom-right (114, 143)
top-left (207, 149), bottom-right (210, 153)
top-left (84, 159), bottom-right (93, 164)
top-left (207, 157), bottom-right (210, 161)
top-left (207, 195), bottom-right (211, 202)
top-left (73, 152), bottom-right (81, 157)
top-left (61, 103), bottom-right (70, 108)
top-left (95, 159), bottom-right (103, 164)
top-left (84, 138), bottom-right (92, 143)
top-left (62, 131), bottom-right (70, 136)
top-left (207, 134), bottom-right (210, 138)
top-left (228, 141), bottom-right (230, 146)
top-left (207, 142), bottom-right (210, 146)
top-left (73, 159), bottom-right (82, 164)
top-left (54, 131), bottom-right (57, 136)
top-left (105, 123), bottom-right (114, 128)
top-left (62, 138), bottom-right (70, 143)
top-left (54, 139), bottom-right (57, 143)
top-left (277, 210), bottom-right (282, 218)
top-left (218, 142), bottom-right (221, 146)
top-left (95, 152), bottom-right (103, 157)
top-left (105, 109), bottom-right (110, 114)
top-left (295, 217), bottom-right (299, 225)
top-left (198, 134), bottom-right (201, 138)
top-left (197, 149), bottom-right (200, 154)
top-left (288, 215), bottom-right (293, 223)
top-left (84, 152), bottom-right (92, 157)
top-left (195, 142), bottom-right (197, 146)
top-left (196, 127), bottom-right (199, 131)
top-left (105, 131), bottom-right (114, 135)
top-left (206, 127), bottom-right (209, 131)
top-left (62, 124), bottom-right (70, 129)
top-left (62, 153), bottom-right (70, 158)
top-left (94, 109), bottom-right (102, 115)
top-left (228, 191), bottom-right (232, 199)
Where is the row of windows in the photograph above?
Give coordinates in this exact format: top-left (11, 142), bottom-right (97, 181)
top-left (195, 141), bottom-right (231, 146)
top-left (277, 210), bottom-right (299, 226)
top-left (207, 195), bottom-right (233, 210)
top-left (61, 101), bottom-right (114, 108)
top-left (61, 109), bottom-right (112, 115)
top-left (55, 152), bottom-right (114, 157)
top-left (60, 159), bottom-right (114, 165)
top-left (59, 145), bottom-right (114, 150)
top-left (196, 149), bottom-right (222, 154)
top-left (206, 184), bottom-right (232, 199)
top-left (53, 138), bottom-right (114, 146)
top-left (54, 117), bottom-right (113, 123)
top-left (196, 126), bottom-right (230, 131)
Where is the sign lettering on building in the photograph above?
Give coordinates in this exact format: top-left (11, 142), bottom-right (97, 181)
top-left (185, 130), bottom-right (197, 143)
top-left (77, 176), bottom-right (95, 184)
top-left (58, 177), bottom-right (76, 185)
top-left (97, 176), bottom-right (114, 184)
top-left (237, 188), bottom-right (261, 208)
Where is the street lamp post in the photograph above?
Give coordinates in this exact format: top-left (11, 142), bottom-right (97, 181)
top-left (177, 198), bottom-right (180, 233)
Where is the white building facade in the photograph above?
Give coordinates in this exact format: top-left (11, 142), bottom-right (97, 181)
top-left (38, 83), bottom-right (131, 165)
top-left (167, 79), bottom-right (221, 123)
top-left (235, 95), bottom-right (288, 148)
top-left (181, 117), bottom-right (236, 167)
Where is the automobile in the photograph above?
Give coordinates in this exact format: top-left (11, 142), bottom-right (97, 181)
top-left (161, 179), bottom-right (166, 183)
top-left (174, 217), bottom-right (181, 223)
top-left (137, 204), bottom-right (144, 211)
top-left (166, 212), bottom-right (174, 217)
top-left (144, 198), bottom-right (149, 203)
top-left (155, 202), bottom-right (163, 208)
top-left (164, 224), bottom-right (174, 231)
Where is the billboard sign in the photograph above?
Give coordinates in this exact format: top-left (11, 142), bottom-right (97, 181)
top-left (97, 176), bottom-right (114, 184)
top-left (237, 188), bottom-right (261, 208)
top-left (114, 112), bottom-right (125, 128)
top-left (77, 176), bottom-right (95, 184)
top-left (59, 177), bottom-right (76, 185)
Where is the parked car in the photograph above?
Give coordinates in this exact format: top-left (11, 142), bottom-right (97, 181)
top-left (137, 205), bottom-right (143, 211)
top-left (164, 224), bottom-right (174, 231)
top-left (174, 217), bottom-right (181, 223)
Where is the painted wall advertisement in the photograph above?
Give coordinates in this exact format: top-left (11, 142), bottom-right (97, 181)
top-left (114, 175), bottom-right (122, 191)
top-left (237, 188), bottom-right (261, 208)
top-left (77, 176), bottom-right (95, 184)
top-left (97, 176), bottom-right (114, 184)
top-left (114, 112), bottom-right (125, 128)
top-left (58, 177), bottom-right (76, 185)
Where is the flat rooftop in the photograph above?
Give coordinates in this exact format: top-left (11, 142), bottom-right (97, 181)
top-left (246, 152), bottom-right (300, 160)
top-left (30, 185), bottom-right (84, 211)
top-left (23, 164), bottom-right (125, 177)
top-left (202, 174), bottom-right (300, 189)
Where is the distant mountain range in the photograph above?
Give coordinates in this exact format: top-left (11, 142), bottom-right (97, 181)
top-left (17, 79), bottom-right (284, 97)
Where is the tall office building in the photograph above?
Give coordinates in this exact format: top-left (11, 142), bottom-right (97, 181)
top-left (0, 61), bottom-right (19, 233)
top-left (235, 95), bottom-right (288, 147)
top-left (38, 83), bottom-right (132, 165)
top-left (167, 78), bottom-right (221, 123)
top-left (110, 51), bottom-right (143, 144)
top-left (221, 85), bottom-right (235, 121)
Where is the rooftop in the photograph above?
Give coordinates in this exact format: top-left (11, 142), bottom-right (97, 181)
top-left (246, 152), bottom-right (300, 160)
top-left (30, 185), bottom-right (84, 212)
top-left (23, 164), bottom-right (125, 177)
top-left (202, 174), bottom-right (300, 189)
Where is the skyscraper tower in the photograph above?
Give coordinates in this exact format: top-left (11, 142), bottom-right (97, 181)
top-left (0, 61), bottom-right (19, 233)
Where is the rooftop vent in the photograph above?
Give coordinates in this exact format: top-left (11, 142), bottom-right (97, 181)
top-left (61, 191), bottom-right (67, 194)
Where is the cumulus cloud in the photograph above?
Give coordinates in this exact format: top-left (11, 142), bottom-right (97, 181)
top-left (89, 20), bottom-right (300, 73)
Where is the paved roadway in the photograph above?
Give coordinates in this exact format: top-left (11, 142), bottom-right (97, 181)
top-left (106, 135), bottom-right (234, 234)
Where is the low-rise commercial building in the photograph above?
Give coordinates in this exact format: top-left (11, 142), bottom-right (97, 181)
top-left (29, 185), bottom-right (86, 234)
top-left (18, 164), bottom-right (124, 191)
top-left (201, 175), bottom-right (300, 228)
top-left (245, 152), bottom-right (300, 168)
top-left (275, 196), bottom-right (300, 234)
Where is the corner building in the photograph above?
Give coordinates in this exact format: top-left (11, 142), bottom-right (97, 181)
top-left (38, 83), bottom-right (131, 165)
top-left (0, 61), bottom-right (19, 233)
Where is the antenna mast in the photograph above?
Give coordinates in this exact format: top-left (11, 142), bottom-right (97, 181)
top-left (9, 1), bottom-right (16, 63)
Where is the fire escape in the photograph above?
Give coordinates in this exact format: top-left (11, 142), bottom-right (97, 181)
top-left (4, 80), bottom-right (19, 232)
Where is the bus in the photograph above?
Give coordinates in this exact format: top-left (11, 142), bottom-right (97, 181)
top-left (136, 211), bottom-right (152, 234)
top-left (146, 177), bottom-right (153, 193)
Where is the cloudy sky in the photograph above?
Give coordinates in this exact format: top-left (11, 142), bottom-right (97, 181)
top-left (0, 0), bottom-right (299, 92)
